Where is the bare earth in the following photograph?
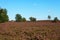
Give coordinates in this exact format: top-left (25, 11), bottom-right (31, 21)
top-left (0, 21), bottom-right (60, 40)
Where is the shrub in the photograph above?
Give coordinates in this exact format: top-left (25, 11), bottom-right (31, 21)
top-left (15, 14), bottom-right (22, 22)
top-left (53, 17), bottom-right (59, 22)
top-left (29, 17), bottom-right (36, 21)
top-left (22, 17), bottom-right (26, 22)
top-left (0, 8), bottom-right (9, 23)
top-left (48, 15), bottom-right (51, 20)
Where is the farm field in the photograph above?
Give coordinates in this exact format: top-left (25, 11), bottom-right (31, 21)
top-left (0, 21), bottom-right (60, 40)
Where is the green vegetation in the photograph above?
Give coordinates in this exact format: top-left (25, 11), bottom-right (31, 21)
top-left (29, 17), bottom-right (36, 21)
top-left (48, 15), bottom-right (51, 20)
top-left (15, 14), bottom-right (22, 22)
top-left (0, 8), bottom-right (9, 23)
top-left (0, 7), bottom-right (60, 23)
top-left (53, 17), bottom-right (59, 22)
top-left (22, 17), bottom-right (26, 22)
top-left (15, 14), bottom-right (26, 22)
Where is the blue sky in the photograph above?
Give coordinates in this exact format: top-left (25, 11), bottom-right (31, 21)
top-left (0, 0), bottom-right (60, 20)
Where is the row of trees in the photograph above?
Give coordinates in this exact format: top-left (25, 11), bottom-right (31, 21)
top-left (48, 15), bottom-right (59, 22)
top-left (0, 8), bottom-right (36, 22)
top-left (15, 14), bottom-right (59, 22)
top-left (15, 14), bottom-right (36, 22)
top-left (0, 8), bottom-right (59, 23)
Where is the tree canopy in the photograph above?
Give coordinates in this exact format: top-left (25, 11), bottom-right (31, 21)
top-left (29, 17), bottom-right (36, 21)
top-left (48, 15), bottom-right (51, 20)
top-left (53, 17), bottom-right (59, 22)
top-left (15, 14), bottom-right (22, 22)
top-left (22, 17), bottom-right (26, 22)
top-left (0, 8), bottom-right (9, 23)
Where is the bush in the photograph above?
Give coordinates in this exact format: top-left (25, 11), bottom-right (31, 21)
top-left (48, 15), bottom-right (51, 20)
top-left (53, 17), bottom-right (59, 22)
top-left (15, 14), bottom-right (22, 22)
top-left (22, 17), bottom-right (26, 22)
top-left (29, 17), bottom-right (36, 21)
top-left (0, 8), bottom-right (9, 23)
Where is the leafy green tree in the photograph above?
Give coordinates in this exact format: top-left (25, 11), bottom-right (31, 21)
top-left (22, 17), bottom-right (26, 22)
top-left (54, 17), bottom-right (59, 22)
top-left (0, 8), bottom-right (9, 23)
top-left (15, 14), bottom-right (22, 22)
top-left (29, 17), bottom-right (36, 21)
top-left (48, 15), bottom-right (51, 20)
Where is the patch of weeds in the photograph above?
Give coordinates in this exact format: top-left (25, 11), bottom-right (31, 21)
top-left (14, 29), bottom-right (22, 35)
top-left (41, 32), bottom-right (47, 38)
top-left (26, 36), bottom-right (39, 40)
top-left (31, 36), bottom-right (39, 40)
top-left (24, 31), bottom-right (34, 37)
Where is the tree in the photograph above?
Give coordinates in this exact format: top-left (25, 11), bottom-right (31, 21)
top-left (22, 17), bottom-right (26, 22)
top-left (15, 14), bottom-right (22, 22)
top-left (54, 17), bottom-right (59, 22)
top-left (48, 15), bottom-right (51, 20)
top-left (29, 17), bottom-right (36, 21)
top-left (0, 8), bottom-right (9, 23)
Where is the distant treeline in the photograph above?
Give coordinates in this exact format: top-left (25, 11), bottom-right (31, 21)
top-left (0, 8), bottom-right (59, 23)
